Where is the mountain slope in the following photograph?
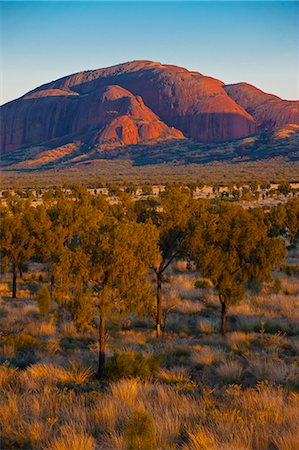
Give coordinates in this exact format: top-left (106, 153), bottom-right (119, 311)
top-left (1, 125), bottom-right (298, 171)
top-left (1, 81), bottom-right (183, 153)
top-left (224, 83), bottom-right (299, 130)
top-left (1, 60), bottom-right (298, 155)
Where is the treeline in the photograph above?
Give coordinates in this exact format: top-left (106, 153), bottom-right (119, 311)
top-left (1, 179), bottom-right (298, 200)
top-left (0, 186), bottom-right (298, 377)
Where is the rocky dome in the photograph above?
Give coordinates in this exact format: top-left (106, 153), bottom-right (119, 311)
top-left (1, 60), bottom-right (298, 154)
top-left (224, 83), bottom-right (299, 130)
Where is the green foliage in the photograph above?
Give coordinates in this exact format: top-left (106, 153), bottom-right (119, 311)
top-left (194, 280), bottom-right (211, 289)
top-left (141, 185), bottom-right (153, 196)
top-left (189, 203), bottom-right (286, 307)
top-left (0, 198), bottom-right (53, 296)
top-left (37, 285), bottom-right (51, 315)
top-left (1, 333), bottom-right (41, 351)
top-left (104, 351), bottom-right (161, 380)
top-left (273, 277), bottom-right (282, 294)
top-left (124, 408), bottom-right (156, 450)
top-left (27, 278), bottom-right (40, 298)
top-left (72, 292), bottom-right (95, 332)
top-left (268, 198), bottom-right (299, 242)
top-left (188, 203), bottom-right (286, 335)
top-left (281, 264), bottom-right (299, 277)
top-left (278, 181), bottom-right (291, 197)
top-left (107, 183), bottom-right (121, 196)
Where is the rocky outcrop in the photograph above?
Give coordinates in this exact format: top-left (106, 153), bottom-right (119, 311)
top-left (32, 60), bottom-right (256, 142)
top-left (224, 83), bottom-right (299, 130)
top-left (1, 60), bottom-right (298, 154)
top-left (1, 83), bottom-right (183, 152)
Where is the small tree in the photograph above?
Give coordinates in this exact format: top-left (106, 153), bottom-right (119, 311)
top-left (188, 204), bottom-right (286, 336)
top-left (136, 186), bottom-right (195, 337)
top-left (283, 198), bottom-right (299, 243)
top-left (87, 220), bottom-right (159, 376)
top-left (0, 200), bottom-right (36, 298)
top-left (37, 285), bottom-right (51, 315)
top-left (53, 209), bottom-right (159, 377)
top-left (141, 185), bottom-right (153, 196)
top-left (268, 199), bottom-right (299, 243)
top-left (278, 181), bottom-right (291, 197)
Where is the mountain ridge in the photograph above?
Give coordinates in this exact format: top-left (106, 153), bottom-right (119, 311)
top-left (1, 60), bottom-right (298, 156)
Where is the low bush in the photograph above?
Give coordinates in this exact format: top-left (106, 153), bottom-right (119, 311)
top-left (194, 280), bottom-right (211, 289)
top-left (37, 285), bottom-right (51, 315)
top-left (1, 333), bottom-right (41, 352)
top-left (273, 277), bottom-right (282, 294)
top-left (104, 351), bottom-right (161, 380)
top-left (124, 408), bottom-right (156, 450)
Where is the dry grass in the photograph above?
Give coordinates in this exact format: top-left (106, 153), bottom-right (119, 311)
top-left (21, 362), bottom-right (94, 389)
top-left (0, 373), bottom-right (298, 449)
top-left (0, 264), bottom-right (298, 449)
top-left (216, 360), bottom-right (244, 383)
top-left (191, 345), bottom-right (226, 367)
top-left (46, 426), bottom-right (96, 450)
top-left (246, 354), bottom-right (298, 385)
top-left (197, 317), bottom-right (218, 334)
top-left (164, 289), bottom-right (205, 314)
top-left (26, 320), bottom-right (57, 337)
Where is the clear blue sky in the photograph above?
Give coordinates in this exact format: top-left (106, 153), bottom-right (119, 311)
top-left (1, 1), bottom-right (298, 104)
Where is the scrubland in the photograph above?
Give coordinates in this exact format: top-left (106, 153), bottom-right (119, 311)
top-left (0, 257), bottom-right (298, 450)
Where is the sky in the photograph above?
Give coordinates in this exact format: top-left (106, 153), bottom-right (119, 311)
top-left (1, 1), bottom-right (298, 104)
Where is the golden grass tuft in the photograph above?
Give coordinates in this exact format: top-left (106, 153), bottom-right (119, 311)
top-left (47, 426), bottom-right (96, 450)
top-left (0, 362), bottom-right (19, 391)
top-left (191, 346), bottom-right (226, 367)
top-left (22, 362), bottom-right (94, 389)
top-left (184, 426), bottom-right (216, 450)
top-left (216, 360), bottom-right (244, 383)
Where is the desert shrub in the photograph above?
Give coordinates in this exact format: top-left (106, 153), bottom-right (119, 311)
top-left (1, 333), bottom-right (41, 352)
top-left (37, 285), bottom-right (51, 315)
top-left (165, 346), bottom-right (192, 367)
top-left (273, 278), bottom-right (282, 294)
top-left (166, 317), bottom-right (191, 335)
top-left (27, 278), bottom-right (40, 298)
top-left (124, 408), bottom-right (156, 450)
top-left (158, 368), bottom-right (196, 393)
top-left (104, 351), bottom-right (161, 380)
top-left (0, 256), bottom-right (9, 274)
top-left (256, 320), bottom-right (297, 336)
top-left (0, 306), bottom-right (8, 317)
top-left (281, 264), bottom-right (299, 277)
top-left (72, 293), bottom-right (95, 332)
top-left (194, 280), bottom-right (211, 289)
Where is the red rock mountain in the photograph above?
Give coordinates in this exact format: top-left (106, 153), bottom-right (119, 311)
top-left (224, 83), bottom-right (299, 130)
top-left (1, 60), bottom-right (298, 153)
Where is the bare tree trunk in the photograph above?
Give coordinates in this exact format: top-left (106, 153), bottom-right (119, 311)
top-left (156, 273), bottom-right (163, 338)
top-left (97, 295), bottom-right (106, 378)
top-left (220, 295), bottom-right (227, 337)
top-left (12, 263), bottom-right (17, 299)
top-left (50, 274), bottom-right (55, 295)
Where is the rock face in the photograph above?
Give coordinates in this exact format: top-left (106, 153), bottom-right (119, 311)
top-left (1, 60), bottom-right (298, 154)
top-left (1, 82), bottom-right (183, 153)
top-left (224, 83), bottom-right (299, 130)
